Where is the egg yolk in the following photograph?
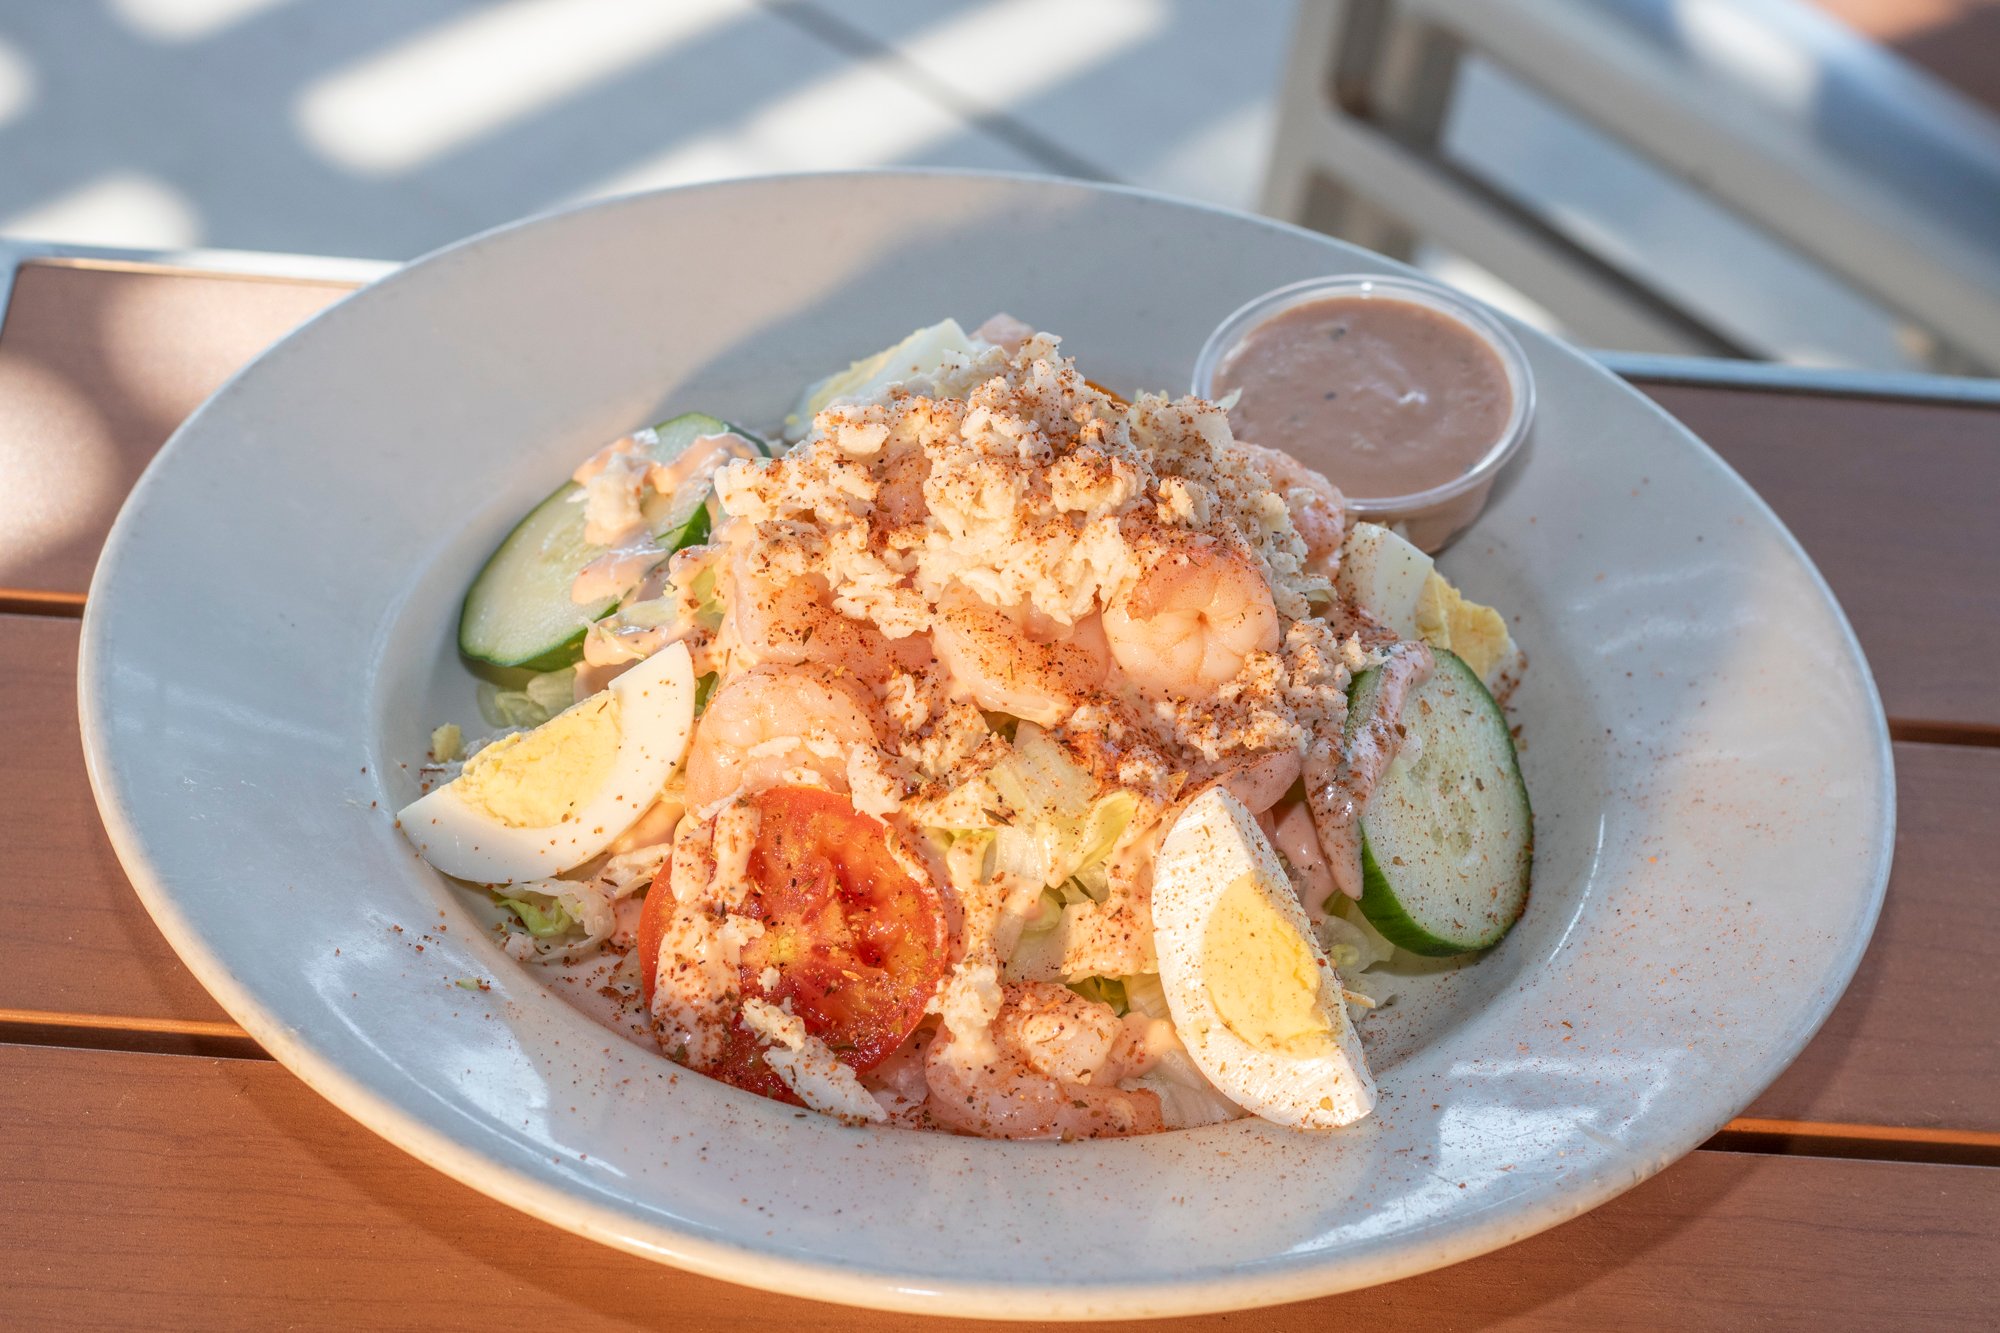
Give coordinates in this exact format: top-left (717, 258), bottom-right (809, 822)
top-left (1415, 572), bottom-right (1511, 682)
top-left (456, 695), bottom-right (620, 828)
top-left (1204, 873), bottom-right (1337, 1057)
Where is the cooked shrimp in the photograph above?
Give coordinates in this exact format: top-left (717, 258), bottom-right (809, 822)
top-left (1206, 748), bottom-right (1301, 816)
top-left (729, 561), bottom-right (930, 686)
top-left (1239, 442), bottom-right (1346, 567)
top-left (925, 982), bottom-right (1164, 1140)
top-left (683, 666), bottom-right (877, 810)
top-left (991, 982), bottom-right (1155, 1085)
top-left (1102, 539), bottom-right (1279, 699)
top-left (932, 583), bottom-right (1109, 725)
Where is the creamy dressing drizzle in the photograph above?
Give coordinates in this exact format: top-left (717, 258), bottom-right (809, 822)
top-left (570, 541), bottom-right (666, 605)
top-left (1305, 641), bottom-right (1435, 899)
top-left (573, 433), bottom-right (642, 485)
top-left (650, 431), bottom-right (763, 500)
top-left (566, 431), bottom-right (762, 606)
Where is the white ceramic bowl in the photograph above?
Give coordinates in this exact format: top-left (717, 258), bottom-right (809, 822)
top-left (78, 172), bottom-right (1892, 1320)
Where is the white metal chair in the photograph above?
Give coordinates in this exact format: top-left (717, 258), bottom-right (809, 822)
top-left (1262, 0), bottom-right (2000, 371)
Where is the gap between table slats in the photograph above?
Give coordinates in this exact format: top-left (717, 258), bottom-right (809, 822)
top-left (0, 590), bottom-right (85, 617)
top-left (2, 1027), bottom-right (1995, 1168)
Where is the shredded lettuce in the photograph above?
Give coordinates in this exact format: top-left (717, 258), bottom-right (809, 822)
top-left (989, 724), bottom-right (1096, 821)
top-left (978, 725), bottom-right (1135, 890)
top-left (1120, 974), bottom-right (1245, 1127)
top-left (1064, 861), bottom-right (1111, 906)
top-left (1073, 790), bottom-right (1136, 877)
top-left (1004, 922), bottom-right (1066, 982)
top-left (524, 667), bottom-right (575, 713)
top-left (615, 597), bottom-right (679, 630)
top-left (940, 729), bottom-right (1144, 982)
top-left (1068, 976), bottom-right (1128, 1015)
top-left (918, 772), bottom-right (1004, 831)
top-left (1133, 1050), bottom-right (1246, 1128)
top-left (490, 844), bottom-right (668, 964)
top-left (496, 891), bottom-right (574, 938)
top-left (1318, 894), bottom-right (1398, 973)
top-left (693, 670), bottom-right (719, 715)
top-left (1123, 972), bottom-right (1164, 1019)
top-left (990, 824), bottom-right (1044, 887)
top-left (475, 666), bottom-right (577, 730)
top-left (686, 561), bottom-right (725, 632)
top-left (1018, 887), bottom-right (1063, 935)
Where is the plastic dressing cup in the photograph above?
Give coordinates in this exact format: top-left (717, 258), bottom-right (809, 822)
top-left (1192, 274), bottom-right (1535, 553)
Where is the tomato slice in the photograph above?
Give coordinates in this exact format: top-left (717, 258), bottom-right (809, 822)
top-left (637, 786), bottom-right (949, 1103)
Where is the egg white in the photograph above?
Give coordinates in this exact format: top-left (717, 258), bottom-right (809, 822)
top-left (398, 643), bottom-right (695, 884)
top-left (1335, 522), bottom-right (1433, 640)
top-left (1151, 786), bottom-right (1377, 1129)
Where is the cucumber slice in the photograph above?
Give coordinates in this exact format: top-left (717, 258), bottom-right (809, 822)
top-left (456, 482), bottom-right (614, 671)
top-left (636, 412), bottom-right (738, 545)
top-left (457, 411), bottom-right (753, 670)
top-left (1349, 648), bottom-right (1532, 955)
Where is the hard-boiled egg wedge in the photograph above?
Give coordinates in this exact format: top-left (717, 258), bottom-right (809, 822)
top-left (1152, 787), bottom-right (1376, 1129)
top-left (1336, 521), bottom-right (1434, 639)
top-left (1338, 521), bottom-right (1519, 688)
top-left (1414, 572), bottom-right (1520, 687)
top-left (399, 643), bottom-right (695, 884)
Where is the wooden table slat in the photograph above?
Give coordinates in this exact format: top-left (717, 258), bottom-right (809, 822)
top-left (0, 262), bottom-right (347, 599)
top-left (1742, 740), bottom-right (2000, 1132)
top-left (4, 1043), bottom-right (1996, 1332)
top-left (1638, 383), bottom-right (2000, 735)
top-left (0, 613), bottom-right (235, 1028)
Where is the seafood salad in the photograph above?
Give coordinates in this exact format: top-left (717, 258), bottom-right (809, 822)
top-left (399, 315), bottom-right (1532, 1139)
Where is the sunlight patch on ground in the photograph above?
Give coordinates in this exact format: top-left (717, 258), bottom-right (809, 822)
top-left (2, 171), bottom-right (203, 248)
top-left (878, 0), bottom-right (1165, 112)
top-left (295, 0), bottom-right (746, 176)
top-left (582, 0), bottom-right (1158, 197)
top-left (1676, 0), bottom-right (1823, 111)
top-left (583, 57), bottom-right (966, 193)
top-left (108, 0), bottom-right (295, 43)
top-left (0, 34), bottom-right (34, 130)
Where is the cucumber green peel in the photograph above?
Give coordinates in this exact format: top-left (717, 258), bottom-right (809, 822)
top-left (1348, 649), bottom-right (1533, 956)
top-left (457, 412), bottom-right (760, 670)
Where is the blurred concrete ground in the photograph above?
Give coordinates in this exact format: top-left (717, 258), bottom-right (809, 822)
top-left (0, 0), bottom-right (1991, 368)
top-left (0, 0), bottom-right (1287, 256)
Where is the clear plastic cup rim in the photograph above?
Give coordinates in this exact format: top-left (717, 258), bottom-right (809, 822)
top-left (1190, 273), bottom-right (1536, 515)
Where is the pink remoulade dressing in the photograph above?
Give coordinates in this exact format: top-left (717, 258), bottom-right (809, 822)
top-left (1304, 641), bottom-right (1435, 899)
top-left (1214, 296), bottom-right (1511, 500)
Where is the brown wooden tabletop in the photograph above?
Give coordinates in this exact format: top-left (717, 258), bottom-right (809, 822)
top-left (2, 259), bottom-right (1995, 1331)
